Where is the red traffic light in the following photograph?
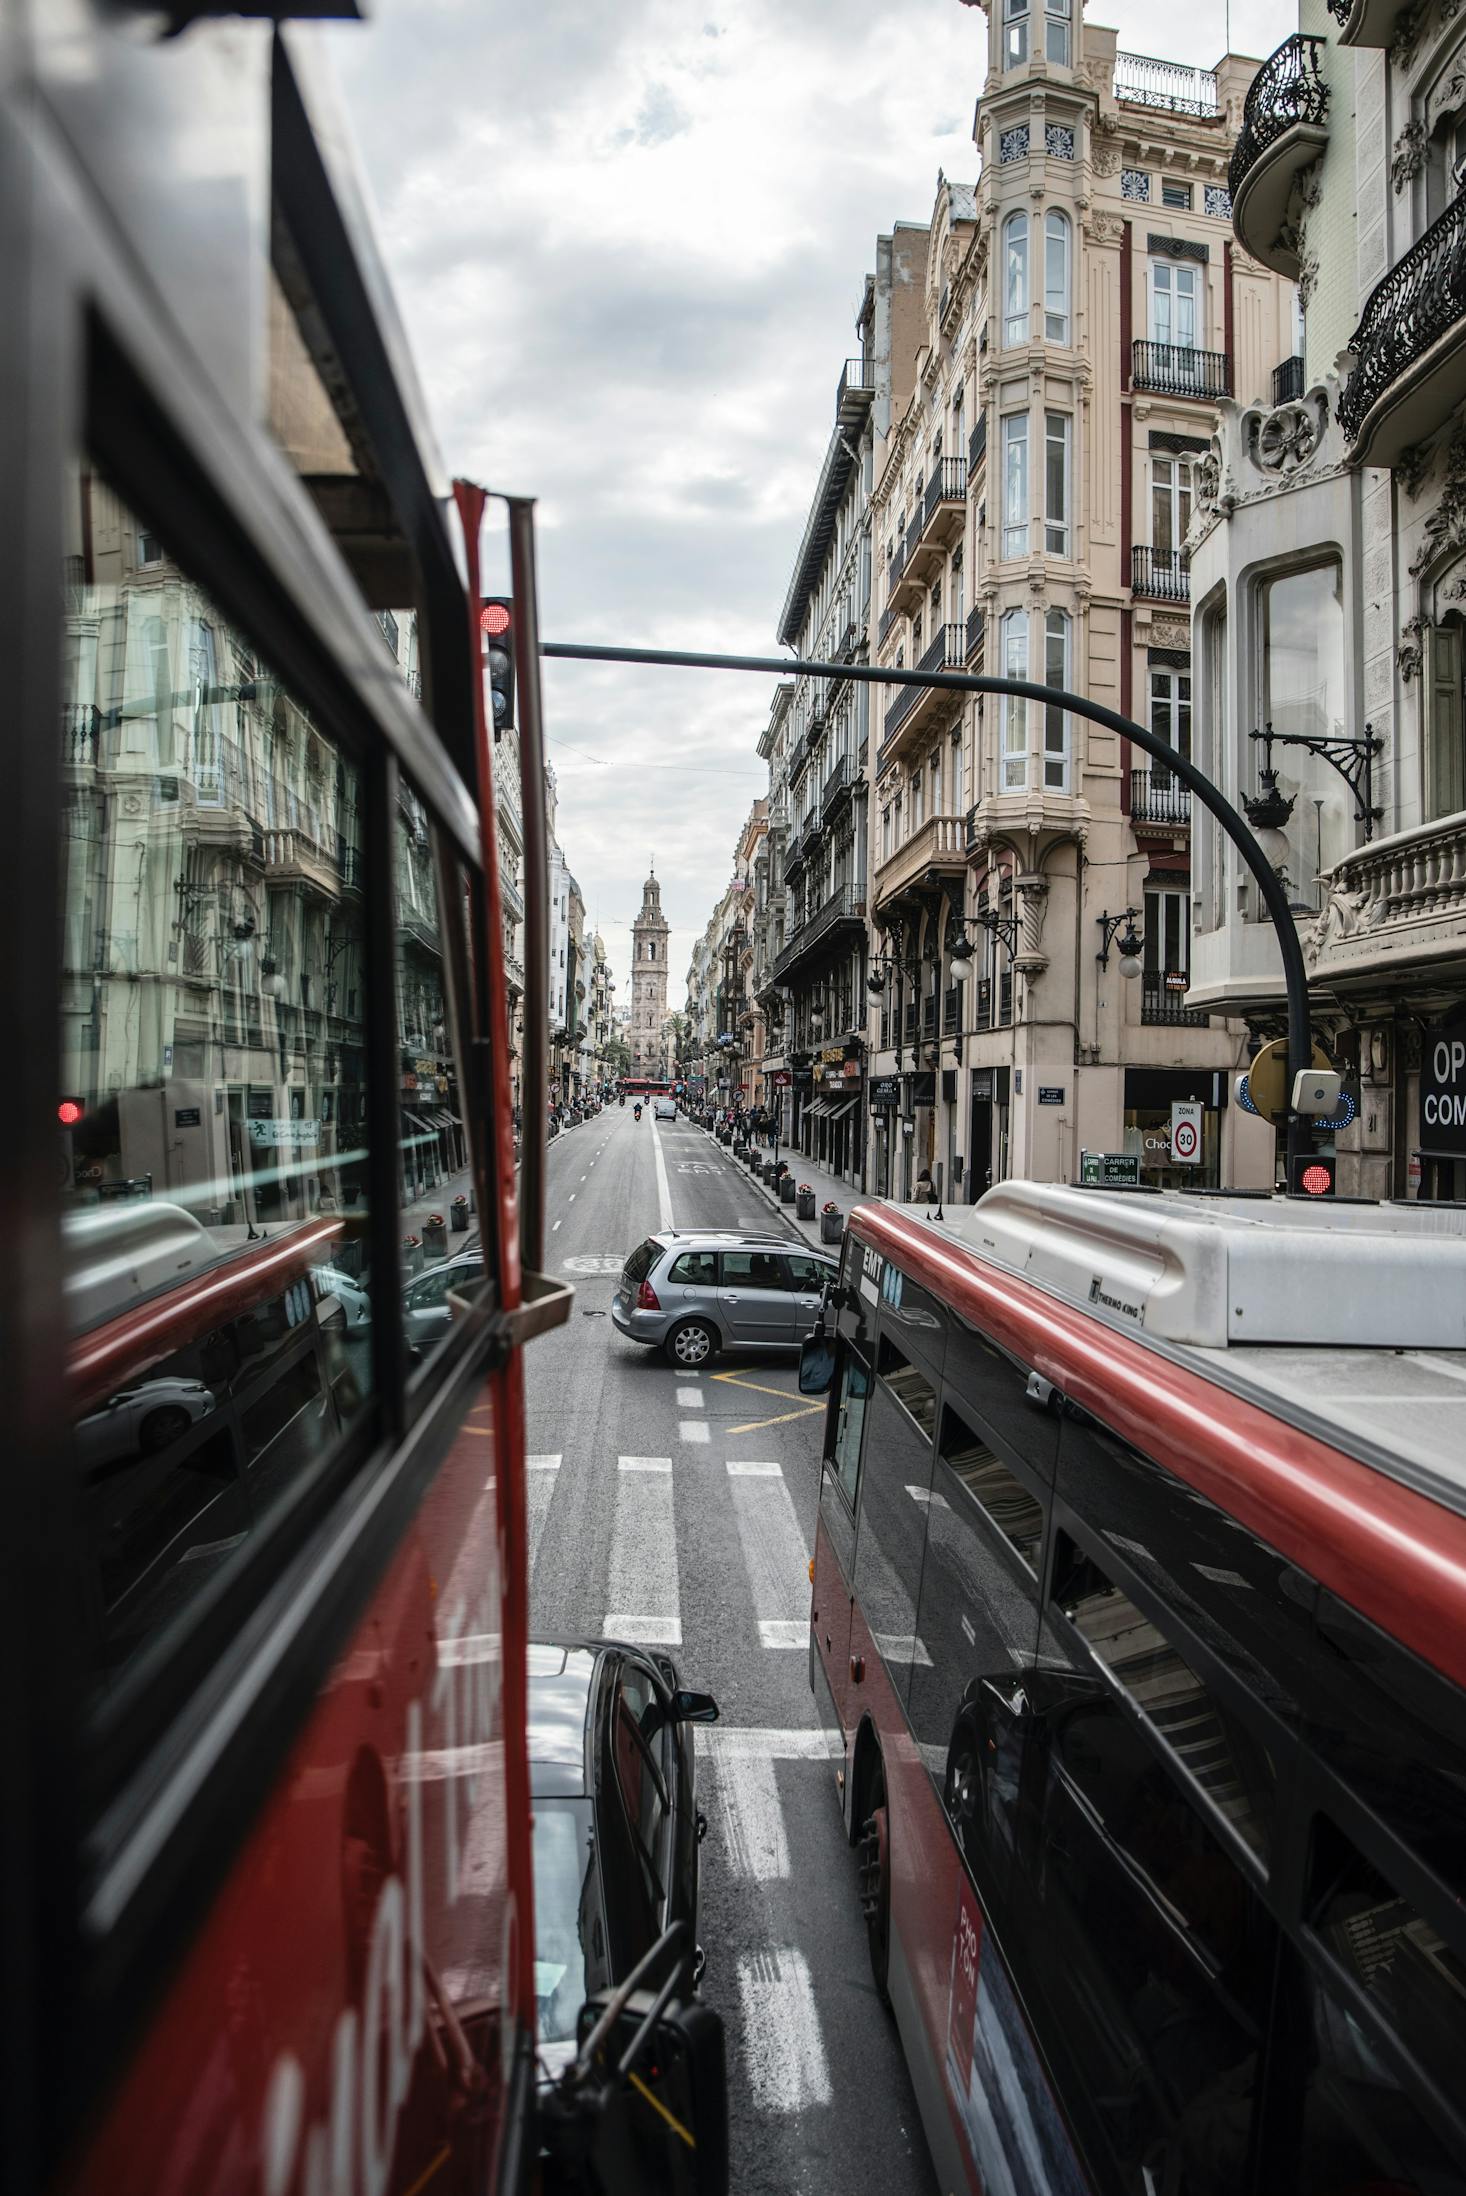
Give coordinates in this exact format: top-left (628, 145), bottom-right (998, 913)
top-left (1288, 1153), bottom-right (1336, 1197)
top-left (480, 601), bottom-right (512, 639)
top-left (58, 1098), bottom-right (83, 1127)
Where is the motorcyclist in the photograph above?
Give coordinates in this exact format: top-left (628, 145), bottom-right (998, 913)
top-left (619, 1092), bottom-right (626, 1107)
top-left (633, 1101), bottom-right (643, 1121)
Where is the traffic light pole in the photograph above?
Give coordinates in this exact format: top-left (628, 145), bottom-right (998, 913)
top-left (541, 640), bottom-right (1313, 1179)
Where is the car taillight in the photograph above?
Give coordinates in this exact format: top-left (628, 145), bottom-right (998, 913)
top-left (636, 1278), bottom-right (661, 1312)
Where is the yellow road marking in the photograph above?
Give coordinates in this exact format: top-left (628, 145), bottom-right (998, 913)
top-left (726, 1403), bottom-right (824, 1434)
top-left (711, 1368), bottom-right (801, 1402)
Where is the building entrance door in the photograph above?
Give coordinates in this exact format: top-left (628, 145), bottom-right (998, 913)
top-left (968, 1097), bottom-right (992, 1201)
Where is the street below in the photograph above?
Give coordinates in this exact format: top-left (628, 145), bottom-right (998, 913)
top-left (526, 1103), bottom-right (937, 2196)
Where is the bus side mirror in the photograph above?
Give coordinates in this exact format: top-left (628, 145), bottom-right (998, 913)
top-left (798, 1332), bottom-right (835, 1396)
top-left (545, 1992), bottom-right (729, 2196)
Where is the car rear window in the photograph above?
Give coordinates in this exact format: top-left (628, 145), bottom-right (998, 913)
top-left (622, 1238), bottom-right (660, 1286)
top-left (668, 1250), bottom-right (717, 1286)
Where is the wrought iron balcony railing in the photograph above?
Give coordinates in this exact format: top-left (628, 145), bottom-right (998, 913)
top-left (1114, 50), bottom-right (1220, 116)
top-left (968, 413), bottom-right (987, 472)
top-left (881, 623), bottom-right (965, 747)
top-left (1142, 978), bottom-right (1210, 1027)
top-left (1272, 354), bottom-right (1306, 405)
top-left (1339, 187), bottom-right (1466, 445)
top-left (1132, 341), bottom-right (1231, 399)
top-left (1228, 36), bottom-right (1329, 205)
top-left (1130, 546), bottom-right (1190, 603)
top-left (921, 457), bottom-right (967, 532)
top-left (965, 607), bottom-right (985, 664)
top-left (821, 753), bottom-right (853, 819)
top-left (1130, 767), bottom-right (1192, 825)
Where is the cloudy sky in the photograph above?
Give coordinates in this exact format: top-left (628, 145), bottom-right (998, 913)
top-left (332, 0), bottom-right (1280, 1004)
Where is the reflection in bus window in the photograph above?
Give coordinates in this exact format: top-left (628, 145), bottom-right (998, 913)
top-left (852, 1374), bottom-right (936, 1708)
top-left (938, 1400), bottom-right (1044, 1569)
top-left (1291, 1965), bottom-right (1465, 2193)
top-left (832, 1349), bottom-right (870, 1509)
top-left (876, 1332), bottom-right (937, 1435)
top-left (394, 792), bottom-right (487, 1370)
top-left (59, 469), bottom-right (372, 1716)
top-left (1054, 1534), bottom-right (1274, 1861)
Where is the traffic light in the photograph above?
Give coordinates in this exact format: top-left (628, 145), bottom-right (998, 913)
top-left (1288, 1151), bottom-right (1336, 1197)
top-left (58, 1097), bottom-right (84, 1128)
top-left (481, 598), bottom-right (515, 738)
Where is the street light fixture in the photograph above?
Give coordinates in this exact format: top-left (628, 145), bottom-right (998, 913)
top-left (945, 905), bottom-right (1019, 976)
top-left (1096, 908), bottom-right (1145, 981)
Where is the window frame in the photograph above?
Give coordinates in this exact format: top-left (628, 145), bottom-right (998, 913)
top-left (1043, 210), bottom-right (1071, 343)
top-left (1001, 411), bottom-right (1029, 559)
top-left (1002, 211), bottom-right (1030, 347)
top-left (1044, 410), bottom-right (1071, 555)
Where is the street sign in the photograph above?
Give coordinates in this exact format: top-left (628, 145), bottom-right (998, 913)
top-left (1038, 1086), bottom-right (1065, 1106)
top-left (1080, 1151), bottom-right (1141, 1186)
top-left (1171, 1101), bottom-right (1202, 1166)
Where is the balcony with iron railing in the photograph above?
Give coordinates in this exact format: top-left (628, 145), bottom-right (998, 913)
top-left (1328, 0), bottom-right (1411, 48)
top-left (872, 812), bottom-right (967, 907)
top-left (1339, 188), bottom-right (1466, 465)
top-left (880, 624), bottom-right (964, 764)
top-left (787, 728), bottom-right (812, 785)
top-left (836, 354), bottom-right (876, 432)
top-left (1228, 36), bottom-right (1329, 282)
top-left (1142, 976), bottom-right (1209, 1026)
top-left (1129, 768), bottom-right (1192, 827)
top-left (770, 882), bottom-right (866, 981)
top-left (878, 599), bottom-right (903, 649)
top-left (968, 413), bottom-right (987, 474)
top-left (1113, 50), bottom-right (1220, 116)
top-left (1131, 342), bottom-right (1231, 400)
top-left (964, 607), bottom-right (985, 665)
top-left (908, 458), bottom-right (968, 580)
top-left (1272, 354), bottom-right (1306, 405)
top-left (821, 753), bottom-right (853, 821)
top-left (885, 512), bottom-right (924, 618)
top-left (1130, 546), bottom-right (1190, 603)
top-left (501, 873), bottom-right (526, 924)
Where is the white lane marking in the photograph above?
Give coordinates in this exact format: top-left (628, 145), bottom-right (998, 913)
top-left (676, 1387), bottom-right (705, 1410)
top-left (726, 1458), bottom-right (782, 1476)
top-left (736, 1947), bottom-right (832, 2112)
top-left (872, 1631), bottom-right (934, 1667)
top-left (568, 1192), bottom-right (576, 1203)
top-left (552, 1220), bottom-right (562, 1232)
top-left (712, 1753), bottom-right (789, 1880)
top-left (527, 1455), bottom-right (561, 1578)
top-left (436, 1631), bottom-right (500, 1667)
top-left (651, 1117), bottom-right (675, 1231)
top-left (728, 1464), bottom-right (811, 1648)
top-left (605, 1459), bottom-right (681, 1646)
top-left (679, 1420), bottom-right (711, 1445)
top-left (758, 1620), bottom-right (806, 1649)
top-left (580, 1174), bottom-right (587, 1182)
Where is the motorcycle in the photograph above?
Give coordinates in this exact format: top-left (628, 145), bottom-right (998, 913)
top-left (619, 1094), bottom-right (626, 1108)
top-left (633, 1104), bottom-right (643, 1122)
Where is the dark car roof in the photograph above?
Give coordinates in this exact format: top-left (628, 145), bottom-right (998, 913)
top-left (526, 1641), bottom-right (599, 1797)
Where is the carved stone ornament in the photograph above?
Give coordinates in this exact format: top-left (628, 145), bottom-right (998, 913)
top-left (1084, 211), bottom-right (1125, 243)
top-left (1092, 142), bottom-right (1121, 176)
top-left (1398, 440), bottom-right (1434, 497)
top-left (1392, 120), bottom-right (1428, 195)
top-left (1297, 251), bottom-right (1321, 311)
top-left (1410, 421), bottom-right (1466, 574)
top-left (1150, 619), bottom-right (1190, 650)
top-left (1398, 615), bottom-right (1427, 681)
top-left (1248, 389), bottom-right (1329, 474)
top-left (1389, 2), bottom-right (1423, 68)
top-left (1195, 444), bottom-right (1223, 508)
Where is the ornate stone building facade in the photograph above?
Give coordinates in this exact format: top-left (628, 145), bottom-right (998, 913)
top-left (863, 11), bottom-right (1293, 1200)
top-left (629, 869), bottom-right (670, 1079)
top-left (1190, 0), bottom-right (1466, 1197)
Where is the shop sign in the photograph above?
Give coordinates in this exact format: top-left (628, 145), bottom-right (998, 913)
top-left (1038, 1086), bottom-right (1065, 1106)
top-left (870, 1076), bottom-right (900, 1107)
top-left (415, 1056), bottom-right (436, 1078)
top-left (248, 1118), bottom-right (320, 1147)
top-left (1164, 969), bottom-right (1189, 993)
top-left (770, 1069), bottom-right (792, 1087)
top-left (792, 1065), bottom-right (814, 1090)
top-left (1080, 1151), bottom-right (1140, 1186)
top-left (173, 1106), bottom-right (202, 1128)
top-left (1421, 1016), bottom-right (1466, 1156)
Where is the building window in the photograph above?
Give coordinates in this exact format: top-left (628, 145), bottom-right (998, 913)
top-left (1002, 212), bottom-right (1030, 346)
top-left (1150, 666), bottom-right (1192, 778)
top-left (951, 383), bottom-right (966, 449)
top-left (1045, 412), bottom-right (1072, 555)
top-left (1043, 609), bottom-right (1071, 791)
top-left (952, 729), bottom-right (965, 814)
top-left (1000, 611), bottom-right (1028, 790)
top-left (1150, 257), bottom-right (1201, 349)
top-left (1002, 413), bottom-right (1029, 559)
top-left (1161, 178), bottom-right (1192, 210)
top-left (1424, 622), bottom-right (1466, 820)
top-left (911, 767), bottom-right (925, 828)
top-left (1144, 885), bottom-right (1190, 990)
top-left (952, 546), bottom-right (965, 625)
top-left (1003, 0), bottom-right (1028, 69)
top-left (137, 527), bottom-right (163, 568)
top-left (1044, 211), bottom-right (1072, 342)
top-left (1151, 454), bottom-right (1193, 561)
top-left (1045, 0), bottom-right (1071, 63)
top-left (1260, 561), bottom-right (1350, 886)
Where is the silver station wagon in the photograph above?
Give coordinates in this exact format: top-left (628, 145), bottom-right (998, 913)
top-left (611, 1230), bottom-right (837, 1367)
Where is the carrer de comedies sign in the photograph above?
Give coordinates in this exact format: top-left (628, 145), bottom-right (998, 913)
top-left (1421, 1016), bottom-right (1466, 1157)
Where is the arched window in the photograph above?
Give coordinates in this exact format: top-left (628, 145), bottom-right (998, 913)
top-left (1044, 211), bottom-right (1071, 344)
top-left (1003, 212), bottom-right (1029, 347)
top-left (1043, 608), bottom-right (1071, 791)
top-left (1000, 610), bottom-right (1028, 790)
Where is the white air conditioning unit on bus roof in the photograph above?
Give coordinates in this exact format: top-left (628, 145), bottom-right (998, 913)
top-left (940, 1182), bottom-right (1466, 1350)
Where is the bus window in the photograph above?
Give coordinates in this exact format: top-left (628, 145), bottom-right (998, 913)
top-left (1020, 1585), bottom-right (1280, 2194)
top-left (1053, 1534), bottom-right (1275, 1863)
top-left (1284, 1962), bottom-right (1466, 2192)
top-left (832, 1348), bottom-right (870, 1511)
top-left (945, 1315), bottom-right (1061, 1495)
top-left (852, 1336), bottom-right (938, 1706)
top-left (909, 1400), bottom-right (1046, 1906)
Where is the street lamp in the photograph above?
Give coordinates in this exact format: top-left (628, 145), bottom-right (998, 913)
top-left (1096, 908), bottom-right (1145, 981)
top-left (945, 905), bottom-right (1020, 976)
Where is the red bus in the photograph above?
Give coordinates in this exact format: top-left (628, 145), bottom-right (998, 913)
top-left (804, 1181), bottom-right (1466, 2196)
top-left (3, 15), bottom-right (719, 2196)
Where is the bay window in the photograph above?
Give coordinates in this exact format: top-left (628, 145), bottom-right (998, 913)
top-left (1043, 609), bottom-right (1071, 791)
top-left (1000, 611), bottom-right (1028, 790)
top-left (1002, 413), bottom-right (1029, 559)
top-left (1044, 211), bottom-right (1072, 343)
top-left (1004, 0), bottom-right (1029, 68)
top-left (1003, 212), bottom-right (1030, 347)
top-left (1045, 412), bottom-right (1071, 555)
top-left (1045, 0), bottom-right (1072, 63)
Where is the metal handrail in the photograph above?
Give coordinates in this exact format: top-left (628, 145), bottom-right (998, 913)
top-left (1340, 186), bottom-right (1466, 439)
top-left (1229, 36), bottom-right (1329, 202)
top-left (1131, 341), bottom-right (1231, 398)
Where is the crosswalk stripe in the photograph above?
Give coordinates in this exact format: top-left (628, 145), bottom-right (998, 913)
top-left (735, 1947), bottom-right (831, 2112)
top-left (728, 1464), bottom-right (810, 1649)
top-left (679, 1421), bottom-right (710, 1445)
top-left (710, 1752), bottom-right (789, 1880)
top-left (527, 1453), bottom-right (562, 1470)
top-left (675, 1386), bottom-right (705, 1410)
top-left (605, 1451), bottom-right (680, 1646)
top-left (527, 1456), bottom-right (560, 1579)
top-left (726, 1458), bottom-right (782, 1476)
top-left (698, 1725), bottom-right (839, 1761)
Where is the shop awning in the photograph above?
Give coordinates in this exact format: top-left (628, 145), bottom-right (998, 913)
top-left (826, 1098), bottom-right (857, 1122)
top-left (807, 1097), bottom-right (831, 1118)
top-left (432, 1109), bottom-right (460, 1129)
top-left (402, 1110), bottom-right (440, 1145)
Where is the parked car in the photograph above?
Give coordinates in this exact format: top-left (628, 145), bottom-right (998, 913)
top-left (313, 1263), bottom-right (372, 1328)
top-left (74, 1374), bottom-right (217, 1466)
top-left (611, 1230), bottom-right (837, 1367)
top-left (404, 1250), bottom-right (486, 1351)
top-left (528, 1638), bottom-right (717, 2080)
top-left (652, 1096), bottom-right (677, 1121)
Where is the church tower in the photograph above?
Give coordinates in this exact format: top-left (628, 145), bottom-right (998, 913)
top-left (629, 867), bottom-right (670, 1079)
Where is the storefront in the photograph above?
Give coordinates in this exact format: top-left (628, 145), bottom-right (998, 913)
top-left (804, 1042), bottom-right (865, 1184)
top-left (868, 1074), bottom-right (899, 1197)
top-left (1416, 1010), bottom-right (1466, 1200)
top-left (966, 1064), bottom-right (1010, 1202)
top-left (1122, 1067), bottom-right (1226, 1190)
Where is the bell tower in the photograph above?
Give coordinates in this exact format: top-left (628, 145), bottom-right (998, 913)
top-left (630, 866), bottom-right (670, 1078)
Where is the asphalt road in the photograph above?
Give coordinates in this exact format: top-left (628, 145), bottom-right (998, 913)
top-left (527, 1104), bottom-right (937, 2196)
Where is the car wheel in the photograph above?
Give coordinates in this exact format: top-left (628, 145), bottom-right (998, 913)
top-left (666, 1319), bottom-right (716, 1368)
top-left (138, 1403), bottom-right (193, 1454)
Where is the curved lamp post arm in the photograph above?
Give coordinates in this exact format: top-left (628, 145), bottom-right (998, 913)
top-left (544, 641), bottom-right (1312, 1173)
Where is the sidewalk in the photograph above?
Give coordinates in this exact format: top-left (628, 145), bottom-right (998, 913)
top-left (698, 1121), bottom-right (865, 1255)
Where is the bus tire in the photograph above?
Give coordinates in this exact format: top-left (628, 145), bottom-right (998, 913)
top-left (857, 1758), bottom-right (892, 2008)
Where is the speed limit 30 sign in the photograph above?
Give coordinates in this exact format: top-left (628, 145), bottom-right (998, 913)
top-left (1171, 1100), bottom-right (1202, 1165)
